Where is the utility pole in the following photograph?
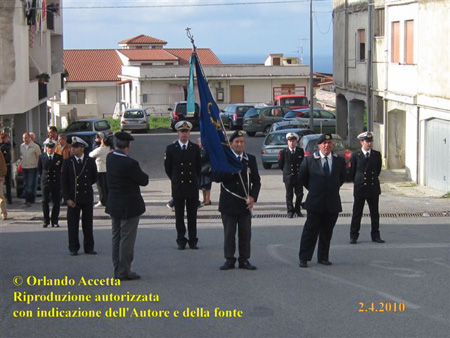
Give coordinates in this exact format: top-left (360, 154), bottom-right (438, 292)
top-left (366, 0), bottom-right (373, 131)
top-left (309, 0), bottom-right (314, 131)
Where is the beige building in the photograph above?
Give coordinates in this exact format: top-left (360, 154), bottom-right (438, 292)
top-left (55, 35), bottom-right (313, 123)
top-left (333, 0), bottom-right (450, 193)
top-left (0, 0), bottom-right (64, 152)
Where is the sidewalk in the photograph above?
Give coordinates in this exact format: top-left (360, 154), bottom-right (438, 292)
top-left (2, 169), bottom-right (449, 224)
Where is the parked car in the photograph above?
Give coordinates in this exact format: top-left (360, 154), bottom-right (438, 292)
top-left (260, 128), bottom-right (315, 169)
top-left (219, 104), bottom-right (255, 130)
top-left (269, 120), bottom-right (309, 133)
top-left (299, 133), bottom-right (352, 180)
top-left (242, 106), bottom-right (288, 136)
top-left (120, 108), bottom-right (149, 133)
top-left (283, 108), bottom-right (336, 134)
top-left (64, 118), bottom-right (112, 135)
top-left (169, 101), bottom-right (200, 131)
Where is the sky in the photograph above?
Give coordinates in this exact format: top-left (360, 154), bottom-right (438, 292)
top-left (63, 0), bottom-right (334, 73)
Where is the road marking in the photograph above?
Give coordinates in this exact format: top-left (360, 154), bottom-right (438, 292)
top-left (331, 243), bottom-right (450, 250)
top-left (369, 260), bottom-right (426, 278)
top-left (266, 244), bottom-right (421, 309)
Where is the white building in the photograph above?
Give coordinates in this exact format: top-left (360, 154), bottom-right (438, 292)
top-left (56, 35), bottom-right (313, 121)
top-left (333, 0), bottom-right (450, 193)
top-left (0, 0), bottom-right (64, 153)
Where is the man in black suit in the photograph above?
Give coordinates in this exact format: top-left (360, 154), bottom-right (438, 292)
top-left (298, 134), bottom-right (346, 268)
top-left (349, 132), bottom-right (384, 244)
top-left (278, 132), bottom-right (304, 218)
top-left (106, 132), bottom-right (149, 281)
top-left (38, 139), bottom-right (63, 228)
top-left (62, 137), bottom-right (98, 256)
top-left (214, 130), bottom-right (261, 271)
top-left (164, 121), bottom-right (201, 250)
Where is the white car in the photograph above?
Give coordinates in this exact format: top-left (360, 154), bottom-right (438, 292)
top-left (120, 108), bottom-right (149, 133)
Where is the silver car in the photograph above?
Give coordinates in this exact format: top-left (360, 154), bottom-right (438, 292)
top-left (120, 108), bottom-right (149, 133)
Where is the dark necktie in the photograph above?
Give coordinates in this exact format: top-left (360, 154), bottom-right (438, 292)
top-left (182, 144), bottom-right (186, 151)
top-left (78, 158), bottom-right (82, 165)
top-left (365, 152), bottom-right (370, 159)
top-left (237, 155), bottom-right (241, 161)
top-left (323, 157), bottom-right (330, 176)
top-left (49, 155), bottom-right (53, 161)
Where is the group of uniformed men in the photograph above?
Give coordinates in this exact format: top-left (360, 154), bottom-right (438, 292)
top-left (33, 120), bottom-right (384, 279)
top-left (163, 121), bottom-right (384, 271)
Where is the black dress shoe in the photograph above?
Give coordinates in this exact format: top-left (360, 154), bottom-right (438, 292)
top-left (238, 261), bottom-right (257, 270)
top-left (372, 238), bottom-right (385, 243)
top-left (219, 261), bottom-right (235, 270)
top-left (188, 244), bottom-right (198, 249)
top-left (119, 273), bottom-right (141, 281)
top-left (287, 212), bottom-right (294, 218)
top-left (296, 211), bottom-right (304, 217)
top-left (54, 224), bottom-right (60, 228)
top-left (350, 238), bottom-right (357, 244)
top-left (85, 250), bottom-right (97, 255)
top-left (318, 260), bottom-right (332, 265)
top-left (69, 251), bottom-right (78, 256)
top-left (299, 260), bottom-right (308, 268)
top-left (43, 223), bottom-right (49, 228)
top-left (177, 243), bottom-right (186, 250)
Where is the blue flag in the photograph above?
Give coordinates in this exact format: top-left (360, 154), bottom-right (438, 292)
top-left (193, 53), bottom-right (242, 174)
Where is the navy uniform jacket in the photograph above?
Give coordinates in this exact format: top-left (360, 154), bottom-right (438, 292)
top-left (61, 156), bottom-right (97, 203)
top-left (164, 141), bottom-right (201, 199)
top-left (299, 151), bottom-right (346, 213)
top-left (278, 147), bottom-right (304, 184)
top-left (105, 150), bottom-right (149, 219)
top-left (349, 149), bottom-right (382, 197)
top-left (214, 153), bottom-right (261, 216)
top-left (38, 153), bottom-right (63, 188)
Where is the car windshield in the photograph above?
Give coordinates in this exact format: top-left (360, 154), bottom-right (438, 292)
top-left (124, 110), bottom-right (145, 118)
top-left (66, 121), bottom-right (92, 132)
top-left (94, 120), bottom-right (111, 131)
top-left (265, 133), bottom-right (288, 146)
top-left (244, 108), bottom-right (260, 118)
top-left (284, 111), bottom-right (297, 118)
top-left (281, 97), bottom-right (308, 107)
top-left (175, 103), bottom-right (200, 115)
top-left (237, 106), bottom-right (254, 116)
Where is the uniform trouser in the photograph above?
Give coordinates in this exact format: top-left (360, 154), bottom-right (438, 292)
top-left (112, 216), bottom-right (139, 278)
top-left (299, 211), bottom-right (339, 262)
top-left (173, 197), bottom-right (198, 245)
top-left (67, 202), bottom-right (94, 253)
top-left (42, 185), bottom-right (61, 225)
top-left (96, 173), bottom-right (108, 206)
top-left (350, 195), bottom-right (380, 240)
top-left (0, 180), bottom-right (6, 214)
top-left (22, 168), bottom-right (37, 203)
top-left (222, 213), bottom-right (252, 263)
top-left (5, 164), bottom-right (12, 203)
top-left (284, 181), bottom-right (303, 213)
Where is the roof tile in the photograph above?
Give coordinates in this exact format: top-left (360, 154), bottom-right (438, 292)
top-left (119, 34), bottom-right (167, 45)
top-left (64, 50), bottom-right (122, 82)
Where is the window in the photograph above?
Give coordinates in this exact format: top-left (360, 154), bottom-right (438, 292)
top-left (320, 110), bottom-right (336, 119)
top-left (374, 95), bottom-right (384, 124)
top-left (405, 20), bottom-right (414, 65)
top-left (375, 9), bottom-right (385, 37)
top-left (358, 29), bottom-right (366, 61)
top-left (391, 21), bottom-right (400, 63)
top-left (68, 90), bottom-right (85, 104)
top-left (94, 120), bottom-right (112, 131)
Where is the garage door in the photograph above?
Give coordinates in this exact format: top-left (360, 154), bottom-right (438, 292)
top-left (230, 85), bottom-right (244, 103)
top-left (425, 118), bottom-right (450, 193)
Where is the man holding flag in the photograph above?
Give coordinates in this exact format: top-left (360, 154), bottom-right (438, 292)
top-left (190, 49), bottom-right (261, 270)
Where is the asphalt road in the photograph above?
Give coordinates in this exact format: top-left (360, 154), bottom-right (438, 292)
top-left (1, 131), bottom-right (449, 337)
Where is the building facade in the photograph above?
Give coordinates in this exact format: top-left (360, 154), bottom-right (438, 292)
top-left (333, 0), bottom-right (450, 193)
top-left (0, 0), bottom-right (64, 154)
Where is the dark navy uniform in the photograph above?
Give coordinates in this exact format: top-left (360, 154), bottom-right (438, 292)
top-left (298, 147), bottom-right (346, 265)
top-left (62, 154), bottom-right (97, 254)
top-left (214, 152), bottom-right (261, 267)
top-left (38, 151), bottom-right (63, 227)
top-left (349, 148), bottom-right (383, 242)
top-left (164, 140), bottom-right (201, 248)
top-left (278, 147), bottom-right (304, 216)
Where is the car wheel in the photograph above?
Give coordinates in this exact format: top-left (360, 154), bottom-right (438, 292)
top-left (263, 163), bottom-right (272, 169)
top-left (263, 125), bottom-right (271, 136)
top-left (246, 132), bottom-right (256, 137)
